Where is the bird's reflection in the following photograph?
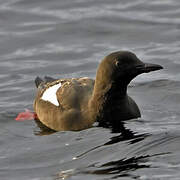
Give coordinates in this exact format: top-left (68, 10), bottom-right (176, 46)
top-left (81, 155), bottom-right (150, 179)
top-left (73, 120), bottom-right (148, 161)
top-left (55, 120), bottom-right (166, 179)
top-left (56, 155), bottom-right (150, 180)
top-left (103, 121), bottom-right (149, 145)
top-left (78, 122), bottom-right (169, 179)
top-left (33, 119), bottom-right (56, 135)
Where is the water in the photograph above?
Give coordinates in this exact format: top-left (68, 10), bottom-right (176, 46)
top-left (1, 0), bottom-right (180, 179)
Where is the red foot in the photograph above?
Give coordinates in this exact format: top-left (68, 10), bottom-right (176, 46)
top-left (15, 109), bottom-right (38, 121)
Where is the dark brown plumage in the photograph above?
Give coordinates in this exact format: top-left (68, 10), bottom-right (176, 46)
top-left (34, 51), bottom-right (163, 131)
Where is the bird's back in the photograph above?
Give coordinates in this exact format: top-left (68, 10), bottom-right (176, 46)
top-left (34, 77), bottom-right (95, 131)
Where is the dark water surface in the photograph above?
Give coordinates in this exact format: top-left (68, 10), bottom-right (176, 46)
top-left (1, 0), bottom-right (180, 179)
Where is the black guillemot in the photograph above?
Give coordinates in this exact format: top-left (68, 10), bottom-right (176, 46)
top-left (33, 51), bottom-right (163, 131)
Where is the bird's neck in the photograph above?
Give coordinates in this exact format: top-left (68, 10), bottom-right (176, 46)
top-left (89, 80), bottom-right (129, 120)
top-left (93, 80), bottom-right (128, 99)
top-left (109, 82), bottom-right (128, 98)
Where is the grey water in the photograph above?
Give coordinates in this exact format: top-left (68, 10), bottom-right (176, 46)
top-left (1, 0), bottom-right (180, 179)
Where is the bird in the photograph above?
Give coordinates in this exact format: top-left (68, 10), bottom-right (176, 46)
top-left (33, 51), bottom-right (163, 131)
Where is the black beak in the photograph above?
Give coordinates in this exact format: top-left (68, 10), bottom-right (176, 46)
top-left (136, 63), bottom-right (163, 74)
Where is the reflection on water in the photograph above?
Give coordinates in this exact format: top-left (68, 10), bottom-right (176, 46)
top-left (57, 156), bottom-right (151, 179)
top-left (55, 124), bottom-right (175, 180)
top-left (34, 119), bottom-right (56, 136)
top-left (82, 156), bottom-right (150, 178)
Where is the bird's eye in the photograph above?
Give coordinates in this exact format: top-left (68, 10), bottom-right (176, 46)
top-left (115, 60), bottom-right (121, 68)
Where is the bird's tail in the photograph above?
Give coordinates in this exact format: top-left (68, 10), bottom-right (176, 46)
top-left (35, 76), bottom-right (57, 88)
top-left (44, 76), bottom-right (56, 82)
top-left (35, 76), bottom-right (43, 88)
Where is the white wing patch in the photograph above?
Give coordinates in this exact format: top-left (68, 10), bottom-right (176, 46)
top-left (41, 83), bottom-right (61, 106)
